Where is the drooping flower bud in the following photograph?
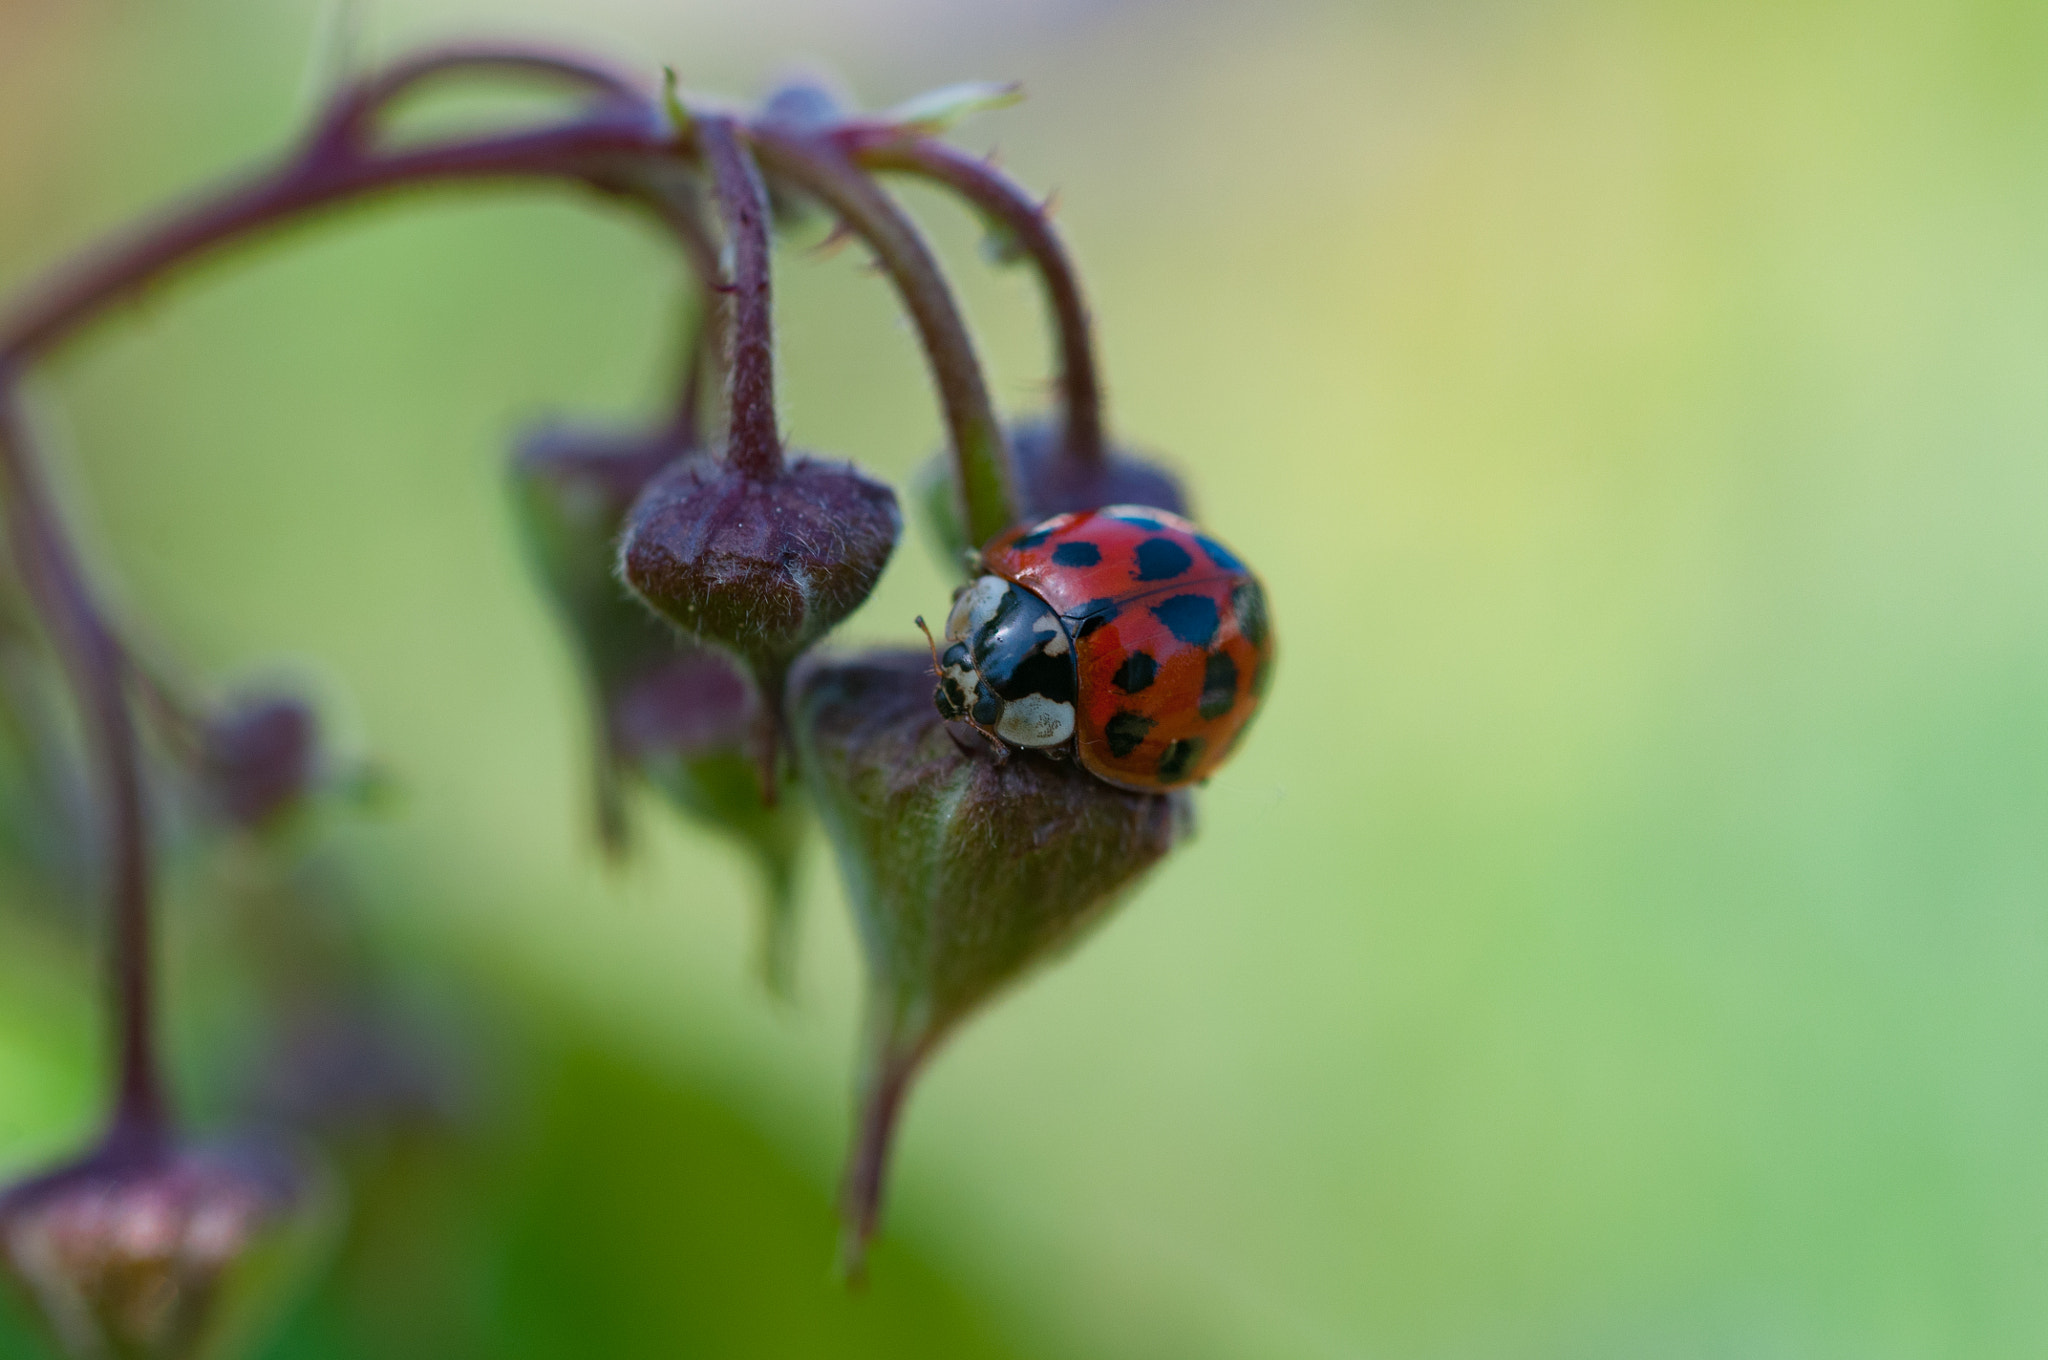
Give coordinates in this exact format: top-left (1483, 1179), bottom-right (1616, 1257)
top-left (618, 450), bottom-right (901, 786)
top-left (620, 116), bottom-right (903, 805)
top-left (918, 416), bottom-right (1188, 568)
top-left (513, 420), bottom-right (814, 992)
top-left (0, 1137), bottom-right (333, 1360)
top-left (791, 649), bottom-right (1190, 1274)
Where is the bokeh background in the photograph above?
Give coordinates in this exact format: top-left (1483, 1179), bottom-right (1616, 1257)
top-left (6, 0), bottom-right (2048, 1355)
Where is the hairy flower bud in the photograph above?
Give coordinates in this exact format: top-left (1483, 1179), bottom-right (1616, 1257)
top-left (918, 416), bottom-right (1188, 566)
top-left (618, 451), bottom-right (900, 786)
top-left (0, 1138), bottom-right (332, 1360)
top-left (514, 422), bottom-right (815, 990)
top-left (791, 649), bottom-right (1190, 1273)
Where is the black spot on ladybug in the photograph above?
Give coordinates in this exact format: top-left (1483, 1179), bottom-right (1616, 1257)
top-left (1110, 511), bottom-right (1166, 531)
top-left (1067, 598), bottom-right (1120, 639)
top-left (1112, 651), bottom-right (1157, 694)
top-left (1196, 535), bottom-right (1244, 573)
top-left (1198, 652), bottom-right (1239, 719)
top-left (971, 680), bottom-right (1003, 727)
top-left (1052, 540), bottom-right (1102, 567)
top-left (1231, 579), bottom-right (1269, 648)
top-left (1151, 594), bottom-right (1220, 647)
top-left (1156, 737), bottom-right (1205, 783)
top-left (1105, 711), bottom-right (1154, 758)
top-left (1011, 524), bottom-right (1056, 551)
top-left (1133, 537), bottom-right (1194, 582)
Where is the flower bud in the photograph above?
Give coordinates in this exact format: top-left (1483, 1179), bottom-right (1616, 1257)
top-left (513, 423), bottom-right (815, 991)
top-left (610, 648), bottom-right (811, 992)
top-left (196, 695), bottom-right (318, 834)
top-left (0, 1138), bottom-right (333, 1360)
top-left (617, 451), bottom-right (900, 779)
top-left (791, 649), bottom-right (1190, 1273)
top-left (512, 422), bottom-right (682, 710)
top-left (918, 416), bottom-right (1188, 566)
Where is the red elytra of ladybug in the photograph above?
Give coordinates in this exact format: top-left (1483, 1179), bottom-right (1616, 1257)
top-left (944, 505), bottom-right (1273, 792)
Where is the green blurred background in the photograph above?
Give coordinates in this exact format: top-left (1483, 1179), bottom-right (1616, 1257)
top-left (7, 0), bottom-right (2048, 1355)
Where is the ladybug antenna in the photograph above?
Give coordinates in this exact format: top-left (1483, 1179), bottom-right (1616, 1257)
top-left (914, 616), bottom-right (944, 676)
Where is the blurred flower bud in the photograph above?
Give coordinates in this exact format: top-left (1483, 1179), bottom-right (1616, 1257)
top-left (791, 649), bottom-right (1190, 1273)
top-left (618, 450), bottom-right (900, 793)
top-left (0, 1138), bottom-right (334, 1360)
top-left (755, 71), bottom-right (853, 230)
top-left (610, 648), bottom-right (812, 992)
top-left (918, 416), bottom-right (1188, 565)
top-left (512, 422), bottom-right (683, 707)
top-left (196, 696), bottom-right (318, 835)
top-left (513, 422), bottom-right (814, 990)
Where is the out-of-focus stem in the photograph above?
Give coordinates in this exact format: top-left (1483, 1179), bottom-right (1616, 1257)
top-left (851, 134), bottom-right (1104, 463)
top-left (745, 126), bottom-right (1019, 548)
top-left (0, 380), bottom-right (163, 1153)
top-left (0, 112), bottom-right (675, 366)
top-left (698, 117), bottom-right (783, 479)
top-left (671, 288), bottom-right (717, 446)
top-left (0, 50), bottom-right (720, 1156)
top-left (311, 42), bottom-right (649, 155)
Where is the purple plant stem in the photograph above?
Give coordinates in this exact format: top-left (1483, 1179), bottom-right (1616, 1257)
top-left (0, 53), bottom-right (706, 1151)
top-left (849, 133), bottom-right (1105, 463)
top-left (0, 381), bottom-right (163, 1153)
top-left (0, 113), bottom-right (671, 365)
top-left (310, 43), bottom-right (650, 155)
top-left (746, 126), bottom-right (1019, 547)
top-left (698, 117), bottom-right (783, 478)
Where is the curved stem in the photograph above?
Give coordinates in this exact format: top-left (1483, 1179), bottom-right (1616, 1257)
top-left (698, 118), bottom-right (782, 478)
top-left (0, 381), bottom-right (163, 1148)
top-left (671, 286), bottom-right (717, 446)
top-left (851, 135), bottom-right (1104, 463)
top-left (744, 126), bottom-right (1019, 547)
top-left (312, 43), bottom-right (650, 157)
top-left (0, 54), bottom-right (714, 1156)
top-left (0, 112), bottom-right (674, 365)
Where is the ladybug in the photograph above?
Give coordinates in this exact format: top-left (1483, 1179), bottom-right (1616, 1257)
top-left (920, 505), bottom-right (1272, 792)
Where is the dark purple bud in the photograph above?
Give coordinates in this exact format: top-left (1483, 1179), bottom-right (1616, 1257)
top-left (918, 416), bottom-right (1189, 564)
top-left (611, 650), bottom-right (811, 993)
top-left (513, 423), bottom-right (815, 988)
top-left (512, 422), bottom-right (693, 698)
top-left (0, 1137), bottom-right (333, 1360)
top-left (618, 451), bottom-right (901, 795)
top-left (198, 695), bottom-right (319, 833)
top-left (791, 650), bottom-right (1190, 1275)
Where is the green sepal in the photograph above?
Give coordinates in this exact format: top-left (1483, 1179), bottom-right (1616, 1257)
top-left (792, 650), bottom-right (1191, 1274)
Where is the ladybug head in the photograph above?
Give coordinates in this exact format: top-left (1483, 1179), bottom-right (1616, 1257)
top-left (920, 576), bottom-right (1078, 749)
